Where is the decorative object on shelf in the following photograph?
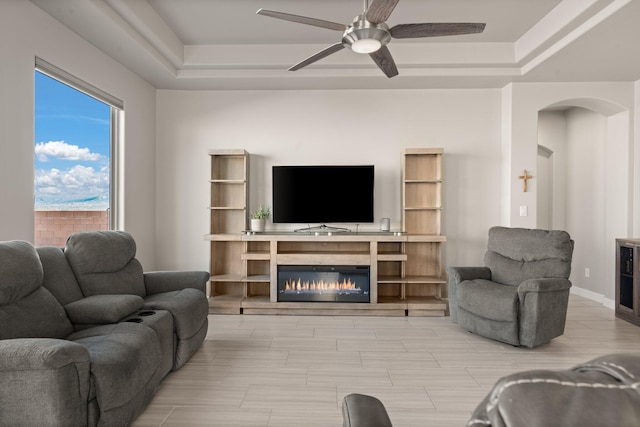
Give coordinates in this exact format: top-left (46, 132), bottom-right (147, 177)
top-left (250, 205), bottom-right (271, 232)
top-left (380, 218), bottom-right (390, 232)
top-left (518, 169), bottom-right (533, 192)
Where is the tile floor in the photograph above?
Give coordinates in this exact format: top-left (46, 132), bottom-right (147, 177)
top-left (132, 294), bottom-right (640, 426)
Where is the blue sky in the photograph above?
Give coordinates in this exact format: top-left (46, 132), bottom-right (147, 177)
top-left (34, 71), bottom-right (110, 209)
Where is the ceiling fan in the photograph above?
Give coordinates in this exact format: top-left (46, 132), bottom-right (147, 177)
top-left (256, 0), bottom-right (486, 78)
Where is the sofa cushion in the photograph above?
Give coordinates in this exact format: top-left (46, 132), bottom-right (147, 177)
top-left (456, 279), bottom-right (519, 322)
top-left (0, 240), bottom-right (44, 304)
top-left (64, 231), bottom-right (147, 297)
top-left (0, 241), bottom-right (74, 339)
top-left (37, 246), bottom-right (84, 306)
top-left (143, 288), bottom-right (209, 339)
top-left (67, 322), bottom-right (162, 412)
top-left (64, 294), bottom-right (144, 325)
top-left (1, 287), bottom-right (75, 339)
top-left (485, 227), bottom-right (573, 286)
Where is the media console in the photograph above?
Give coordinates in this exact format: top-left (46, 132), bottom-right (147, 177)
top-left (206, 148), bottom-right (446, 316)
top-left (206, 232), bottom-right (446, 316)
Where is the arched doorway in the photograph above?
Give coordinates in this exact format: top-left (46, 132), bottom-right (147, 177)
top-left (536, 98), bottom-right (629, 305)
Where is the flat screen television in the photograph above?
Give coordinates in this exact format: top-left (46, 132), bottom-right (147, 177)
top-left (272, 165), bottom-right (374, 225)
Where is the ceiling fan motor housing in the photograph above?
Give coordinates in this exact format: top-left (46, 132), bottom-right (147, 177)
top-left (342, 14), bottom-right (391, 52)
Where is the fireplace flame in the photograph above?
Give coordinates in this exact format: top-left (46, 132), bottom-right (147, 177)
top-left (284, 277), bottom-right (360, 292)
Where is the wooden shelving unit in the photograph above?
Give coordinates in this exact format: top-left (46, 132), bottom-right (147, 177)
top-left (207, 149), bottom-right (250, 313)
top-left (395, 148), bottom-right (447, 316)
top-left (206, 148), bottom-right (447, 316)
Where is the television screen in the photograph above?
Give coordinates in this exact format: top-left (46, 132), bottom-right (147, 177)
top-left (272, 165), bottom-right (374, 224)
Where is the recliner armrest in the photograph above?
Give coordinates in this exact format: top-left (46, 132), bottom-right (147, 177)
top-left (144, 270), bottom-right (209, 295)
top-left (446, 266), bottom-right (492, 322)
top-left (517, 278), bottom-right (572, 347)
top-left (446, 266), bottom-right (491, 283)
top-left (517, 277), bottom-right (571, 298)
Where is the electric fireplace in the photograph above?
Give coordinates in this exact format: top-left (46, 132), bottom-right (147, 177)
top-left (277, 265), bottom-right (370, 303)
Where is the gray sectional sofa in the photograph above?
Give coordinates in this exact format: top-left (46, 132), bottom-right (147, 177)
top-left (0, 231), bottom-right (209, 427)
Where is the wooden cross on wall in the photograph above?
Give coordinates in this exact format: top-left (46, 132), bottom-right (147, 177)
top-left (518, 170), bottom-right (533, 192)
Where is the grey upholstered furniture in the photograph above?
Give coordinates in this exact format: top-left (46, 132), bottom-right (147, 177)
top-left (469, 353), bottom-right (640, 427)
top-left (342, 393), bottom-right (393, 427)
top-left (447, 226), bottom-right (574, 348)
top-left (62, 230), bottom-right (210, 369)
top-left (0, 233), bottom-right (209, 427)
top-left (342, 353), bottom-right (640, 427)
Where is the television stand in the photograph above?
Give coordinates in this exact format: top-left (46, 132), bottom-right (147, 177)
top-left (294, 224), bottom-right (352, 233)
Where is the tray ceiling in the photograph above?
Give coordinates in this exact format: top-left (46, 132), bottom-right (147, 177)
top-left (30, 0), bottom-right (640, 90)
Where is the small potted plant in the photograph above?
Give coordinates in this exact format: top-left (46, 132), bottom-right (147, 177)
top-left (250, 205), bottom-right (270, 232)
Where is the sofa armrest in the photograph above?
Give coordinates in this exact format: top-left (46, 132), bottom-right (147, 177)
top-left (0, 338), bottom-right (89, 370)
top-left (64, 294), bottom-right (144, 325)
top-left (144, 270), bottom-right (209, 295)
top-left (0, 338), bottom-right (91, 426)
top-left (342, 394), bottom-right (393, 427)
top-left (64, 295), bottom-right (144, 326)
top-left (446, 266), bottom-right (491, 322)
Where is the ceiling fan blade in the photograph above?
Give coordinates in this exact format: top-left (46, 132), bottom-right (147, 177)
top-left (289, 43), bottom-right (345, 71)
top-left (257, 9), bottom-right (347, 32)
top-left (369, 46), bottom-right (398, 78)
top-left (390, 22), bottom-right (486, 38)
top-left (365, 0), bottom-right (400, 24)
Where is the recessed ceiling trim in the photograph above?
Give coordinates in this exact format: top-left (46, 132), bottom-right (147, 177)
top-left (183, 42), bottom-right (515, 68)
top-left (177, 66), bottom-right (521, 80)
top-left (514, 0), bottom-right (610, 62)
top-left (521, 0), bottom-right (632, 75)
top-left (27, 0), bottom-right (640, 90)
top-left (104, 0), bottom-right (184, 66)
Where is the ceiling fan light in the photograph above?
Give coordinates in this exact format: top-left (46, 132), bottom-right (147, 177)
top-left (351, 38), bottom-right (382, 54)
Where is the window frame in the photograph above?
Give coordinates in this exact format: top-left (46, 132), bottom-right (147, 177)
top-left (35, 57), bottom-right (123, 229)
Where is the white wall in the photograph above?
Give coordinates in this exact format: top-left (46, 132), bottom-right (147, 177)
top-left (155, 89), bottom-right (503, 271)
top-left (507, 84), bottom-right (635, 301)
top-left (565, 108), bottom-right (608, 295)
top-left (538, 111), bottom-right (568, 230)
top-left (0, 0), bottom-right (157, 268)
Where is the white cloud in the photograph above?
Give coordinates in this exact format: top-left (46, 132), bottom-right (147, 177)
top-left (35, 140), bottom-right (102, 162)
top-left (35, 165), bottom-right (109, 203)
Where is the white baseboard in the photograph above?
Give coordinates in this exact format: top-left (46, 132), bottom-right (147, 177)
top-left (570, 286), bottom-right (615, 310)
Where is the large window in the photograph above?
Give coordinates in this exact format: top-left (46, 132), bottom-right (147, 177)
top-left (34, 58), bottom-right (122, 247)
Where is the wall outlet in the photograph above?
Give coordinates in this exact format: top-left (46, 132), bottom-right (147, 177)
top-left (519, 206), bottom-right (528, 217)
top-left (585, 268), bottom-right (590, 278)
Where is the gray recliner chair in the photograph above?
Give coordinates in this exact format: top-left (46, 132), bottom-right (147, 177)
top-left (447, 226), bottom-right (574, 348)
